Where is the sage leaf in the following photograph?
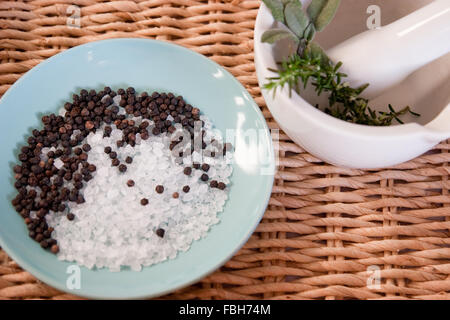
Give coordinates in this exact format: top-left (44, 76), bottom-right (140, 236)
top-left (262, 0), bottom-right (285, 23)
top-left (261, 28), bottom-right (299, 45)
top-left (307, 0), bottom-right (341, 32)
top-left (303, 42), bottom-right (330, 67)
top-left (307, 0), bottom-right (326, 22)
top-left (284, 1), bottom-right (310, 38)
top-left (304, 23), bottom-right (316, 41)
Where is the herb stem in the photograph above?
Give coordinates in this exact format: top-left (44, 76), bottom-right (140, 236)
top-left (265, 54), bottom-right (419, 126)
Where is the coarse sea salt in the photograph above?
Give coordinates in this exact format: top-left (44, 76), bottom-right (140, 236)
top-left (45, 113), bottom-right (233, 271)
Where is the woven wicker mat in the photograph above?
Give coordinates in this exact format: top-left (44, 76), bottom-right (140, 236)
top-left (1, 0), bottom-right (449, 300)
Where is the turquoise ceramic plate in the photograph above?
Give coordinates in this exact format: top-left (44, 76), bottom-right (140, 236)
top-left (0, 39), bottom-right (274, 299)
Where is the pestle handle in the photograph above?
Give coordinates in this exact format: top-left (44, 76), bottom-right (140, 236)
top-left (327, 0), bottom-right (450, 99)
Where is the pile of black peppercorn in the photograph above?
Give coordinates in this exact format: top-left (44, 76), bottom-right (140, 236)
top-left (11, 87), bottom-right (232, 252)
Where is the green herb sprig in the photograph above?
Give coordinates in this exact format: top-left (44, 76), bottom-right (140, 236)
top-left (261, 0), bottom-right (419, 126)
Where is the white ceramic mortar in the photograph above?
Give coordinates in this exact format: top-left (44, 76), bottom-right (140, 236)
top-left (254, 0), bottom-right (450, 168)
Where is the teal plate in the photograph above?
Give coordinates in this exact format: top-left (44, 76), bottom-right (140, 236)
top-left (0, 39), bottom-right (274, 299)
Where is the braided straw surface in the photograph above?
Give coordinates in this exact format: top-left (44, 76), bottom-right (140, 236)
top-left (1, 0), bottom-right (449, 300)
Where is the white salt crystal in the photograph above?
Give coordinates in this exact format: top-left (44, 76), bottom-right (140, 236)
top-left (135, 134), bottom-right (142, 145)
top-left (183, 193), bottom-right (193, 202)
top-left (54, 158), bottom-right (64, 169)
top-left (45, 111), bottom-right (233, 272)
top-left (107, 188), bottom-right (119, 200)
top-left (112, 95), bottom-right (122, 106)
top-left (101, 94), bottom-right (110, 103)
top-left (198, 184), bottom-right (208, 194)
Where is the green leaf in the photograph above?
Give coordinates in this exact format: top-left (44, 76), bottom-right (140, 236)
top-left (304, 23), bottom-right (316, 41)
top-left (261, 28), bottom-right (299, 45)
top-left (307, 0), bottom-right (341, 32)
top-left (262, 0), bottom-right (285, 23)
top-left (284, 1), bottom-right (310, 38)
top-left (306, 0), bottom-right (327, 23)
top-left (303, 42), bottom-right (330, 67)
top-left (356, 83), bottom-right (369, 95)
top-left (409, 109), bottom-right (421, 117)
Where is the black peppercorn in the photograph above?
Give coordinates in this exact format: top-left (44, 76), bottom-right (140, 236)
top-left (85, 121), bottom-right (95, 130)
top-left (76, 195), bottom-right (85, 204)
top-left (210, 180), bottom-right (218, 188)
top-left (83, 173), bottom-right (93, 182)
top-left (63, 172), bottom-right (72, 181)
top-left (82, 143), bottom-right (91, 152)
top-left (155, 228), bottom-right (165, 238)
top-left (152, 127), bottom-right (160, 135)
top-left (79, 153), bottom-right (88, 161)
top-left (35, 233), bottom-right (44, 242)
top-left (104, 126), bottom-right (112, 137)
top-left (73, 173), bottom-right (82, 182)
top-left (51, 245), bottom-right (59, 254)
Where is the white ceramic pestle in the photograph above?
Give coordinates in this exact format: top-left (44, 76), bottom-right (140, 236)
top-left (327, 0), bottom-right (450, 99)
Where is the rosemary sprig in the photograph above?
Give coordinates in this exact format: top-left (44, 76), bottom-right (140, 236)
top-left (265, 54), bottom-right (419, 126)
top-left (261, 0), bottom-right (420, 126)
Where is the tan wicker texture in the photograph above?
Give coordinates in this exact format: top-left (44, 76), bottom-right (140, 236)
top-left (0, 0), bottom-right (449, 300)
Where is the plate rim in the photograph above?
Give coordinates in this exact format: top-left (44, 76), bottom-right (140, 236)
top-left (0, 38), bottom-right (275, 299)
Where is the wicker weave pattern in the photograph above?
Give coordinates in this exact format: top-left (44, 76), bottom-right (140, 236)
top-left (1, 0), bottom-right (449, 300)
